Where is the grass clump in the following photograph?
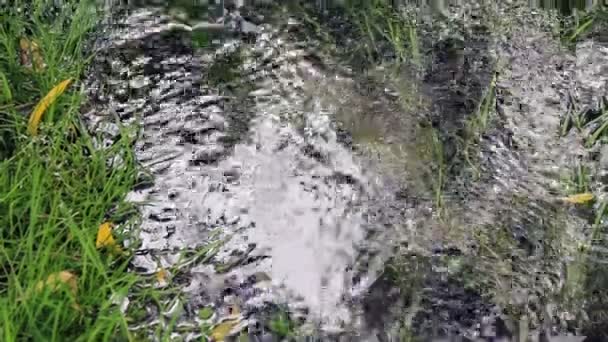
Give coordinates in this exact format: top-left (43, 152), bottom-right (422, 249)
top-left (268, 309), bottom-right (296, 339)
top-left (458, 72), bottom-right (497, 179)
top-left (0, 1), bottom-right (152, 340)
top-left (558, 100), bottom-right (608, 338)
top-left (414, 123), bottom-right (447, 210)
top-left (560, 3), bottom-right (608, 44)
top-left (345, 0), bottom-right (420, 66)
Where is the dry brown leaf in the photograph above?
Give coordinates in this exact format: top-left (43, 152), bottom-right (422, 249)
top-left (156, 268), bottom-right (168, 286)
top-left (19, 37), bottom-right (44, 70)
top-left (27, 78), bottom-right (73, 135)
top-left (31, 41), bottom-right (44, 70)
top-left (19, 38), bottom-right (32, 68)
top-left (561, 193), bottom-right (594, 204)
top-left (36, 271), bottom-right (78, 296)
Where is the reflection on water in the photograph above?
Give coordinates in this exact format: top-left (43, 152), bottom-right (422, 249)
top-left (310, 0), bottom-right (604, 13)
top-left (89, 0), bottom-right (608, 339)
top-left (125, 0), bottom-right (605, 15)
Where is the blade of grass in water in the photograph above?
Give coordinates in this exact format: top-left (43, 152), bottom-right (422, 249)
top-left (569, 16), bottom-right (595, 41)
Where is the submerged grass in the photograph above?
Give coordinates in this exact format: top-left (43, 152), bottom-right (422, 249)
top-left (458, 72), bottom-right (497, 180)
top-left (345, 0), bottom-right (420, 66)
top-left (561, 3), bottom-right (608, 44)
top-left (301, 1), bottom-right (608, 339)
top-left (557, 87), bottom-right (608, 340)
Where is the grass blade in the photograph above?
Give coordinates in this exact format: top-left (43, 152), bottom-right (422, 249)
top-left (0, 72), bottom-right (12, 103)
top-left (569, 16), bottom-right (594, 42)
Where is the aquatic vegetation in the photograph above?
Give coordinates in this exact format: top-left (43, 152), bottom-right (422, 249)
top-left (459, 72), bottom-right (497, 179)
top-left (346, 0), bottom-right (420, 66)
top-left (417, 123), bottom-right (447, 210)
top-left (269, 309), bottom-right (296, 339)
top-left (561, 3), bottom-right (608, 43)
top-left (584, 97), bottom-right (608, 147)
top-left (207, 47), bottom-right (245, 87)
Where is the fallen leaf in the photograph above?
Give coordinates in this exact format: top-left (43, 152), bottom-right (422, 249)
top-left (156, 268), bottom-right (168, 285)
top-left (36, 270), bottom-right (78, 296)
top-left (28, 78), bottom-right (73, 135)
top-left (19, 38), bottom-right (32, 68)
top-left (30, 41), bottom-right (44, 70)
top-left (96, 222), bottom-right (123, 255)
top-left (561, 193), bottom-right (594, 204)
top-left (19, 37), bottom-right (44, 70)
top-left (96, 222), bottom-right (115, 248)
top-left (210, 304), bottom-right (243, 341)
top-left (32, 47), bottom-right (44, 70)
top-left (210, 319), bottom-right (240, 342)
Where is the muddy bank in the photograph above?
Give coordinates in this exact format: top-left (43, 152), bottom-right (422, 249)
top-left (82, 1), bottom-right (608, 341)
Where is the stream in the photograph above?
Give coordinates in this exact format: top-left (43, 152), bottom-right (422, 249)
top-left (84, 1), bottom-right (608, 341)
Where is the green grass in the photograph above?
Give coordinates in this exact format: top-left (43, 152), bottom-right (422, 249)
top-left (556, 71), bottom-right (608, 341)
top-left (268, 309), bottom-right (296, 339)
top-left (564, 99), bottom-right (608, 338)
top-left (560, 95), bottom-right (608, 147)
top-left (560, 3), bottom-right (608, 45)
top-left (345, 0), bottom-right (420, 66)
top-left (0, 1), bottom-right (151, 340)
top-left (560, 162), bottom-right (591, 195)
top-left (457, 72), bottom-right (497, 180)
top-left (585, 99), bottom-right (608, 147)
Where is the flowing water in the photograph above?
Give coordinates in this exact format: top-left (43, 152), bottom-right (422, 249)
top-left (84, 1), bottom-right (608, 340)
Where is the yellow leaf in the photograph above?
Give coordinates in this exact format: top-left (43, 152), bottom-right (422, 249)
top-left (28, 78), bottom-right (73, 136)
top-left (96, 222), bottom-right (115, 248)
top-left (210, 305), bottom-right (242, 341)
top-left (36, 270), bottom-right (78, 296)
top-left (561, 193), bottom-right (594, 204)
top-left (96, 222), bottom-right (123, 255)
top-left (156, 268), bottom-right (168, 285)
top-left (210, 319), bottom-right (240, 342)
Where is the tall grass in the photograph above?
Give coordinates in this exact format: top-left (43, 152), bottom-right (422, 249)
top-left (345, 0), bottom-right (420, 66)
top-left (0, 1), bottom-right (147, 340)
